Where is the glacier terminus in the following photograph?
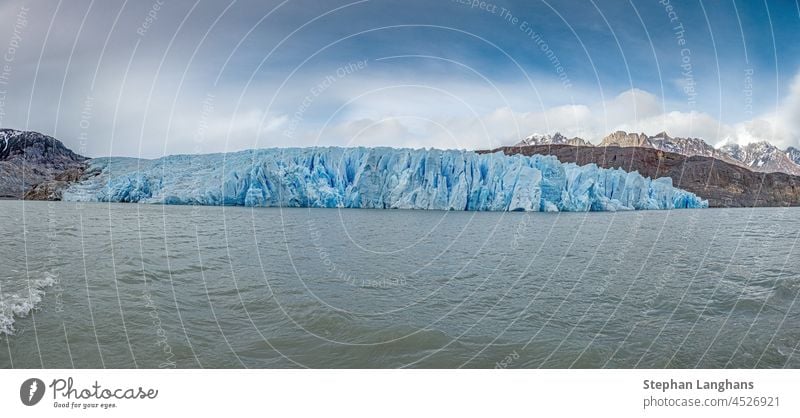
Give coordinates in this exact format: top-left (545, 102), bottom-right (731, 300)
top-left (63, 147), bottom-right (708, 211)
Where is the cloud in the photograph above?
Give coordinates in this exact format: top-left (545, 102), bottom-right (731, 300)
top-left (730, 73), bottom-right (800, 148)
top-left (295, 73), bottom-right (800, 150)
top-left (616, 111), bottom-right (729, 144)
top-left (0, 0), bottom-right (796, 156)
top-left (600, 88), bottom-right (664, 124)
top-left (291, 88), bottom-right (666, 149)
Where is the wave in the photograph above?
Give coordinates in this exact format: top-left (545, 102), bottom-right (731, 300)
top-left (0, 273), bottom-right (57, 336)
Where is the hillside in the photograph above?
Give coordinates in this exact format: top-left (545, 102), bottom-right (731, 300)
top-left (518, 130), bottom-right (800, 176)
top-left (0, 129), bottom-right (87, 199)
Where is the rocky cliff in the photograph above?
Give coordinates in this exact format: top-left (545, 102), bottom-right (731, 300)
top-left (599, 131), bottom-right (652, 148)
top-left (0, 129), bottom-right (87, 199)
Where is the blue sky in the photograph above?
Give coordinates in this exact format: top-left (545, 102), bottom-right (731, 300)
top-left (0, 0), bottom-right (797, 157)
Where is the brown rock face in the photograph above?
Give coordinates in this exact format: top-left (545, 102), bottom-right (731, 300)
top-left (24, 180), bottom-right (70, 201)
top-left (23, 166), bottom-right (86, 200)
top-left (480, 144), bottom-right (800, 208)
top-left (599, 131), bottom-right (652, 148)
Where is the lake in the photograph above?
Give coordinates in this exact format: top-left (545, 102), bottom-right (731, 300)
top-left (1, 201), bottom-right (798, 368)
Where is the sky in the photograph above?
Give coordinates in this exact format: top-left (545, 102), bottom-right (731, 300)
top-left (0, 0), bottom-right (797, 158)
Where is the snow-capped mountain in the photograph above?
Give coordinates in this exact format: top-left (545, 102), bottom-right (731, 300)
top-left (649, 132), bottom-right (715, 158)
top-left (645, 131), bottom-right (751, 167)
top-left (0, 128), bottom-right (84, 164)
top-left (601, 130), bottom-right (731, 161)
top-left (515, 130), bottom-right (800, 176)
top-left (516, 132), bottom-right (593, 147)
top-left (719, 141), bottom-right (800, 176)
top-left (785, 147), bottom-right (800, 166)
top-left (0, 129), bottom-right (87, 199)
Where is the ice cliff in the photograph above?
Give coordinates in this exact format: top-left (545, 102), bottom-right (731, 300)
top-left (62, 147), bottom-right (708, 211)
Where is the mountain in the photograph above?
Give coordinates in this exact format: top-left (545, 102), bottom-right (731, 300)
top-left (720, 141), bottom-right (800, 176)
top-left (0, 129), bottom-right (87, 199)
top-left (786, 147), bottom-right (800, 165)
top-left (61, 147), bottom-right (706, 211)
top-left (483, 144), bottom-right (800, 208)
top-left (0, 129), bottom-right (84, 164)
top-left (599, 131), bottom-right (652, 148)
top-left (648, 131), bottom-right (717, 158)
top-left (599, 130), bottom-right (737, 163)
top-left (577, 130), bottom-right (800, 176)
top-left (516, 132), bottom-right (593, 147)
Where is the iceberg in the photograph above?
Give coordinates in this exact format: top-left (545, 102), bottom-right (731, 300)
top-left (62, 147), bottom-right (708, 211)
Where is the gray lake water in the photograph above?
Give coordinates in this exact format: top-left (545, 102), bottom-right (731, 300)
top-left (1, 200), bottom-right (799, 368)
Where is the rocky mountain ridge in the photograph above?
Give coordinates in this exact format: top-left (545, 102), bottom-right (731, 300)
top-left (0, 129), bottom-right (87, 199)
top-left (518, 132), bottom-right (593, 147)
top-left (719, 141), bottom-right (800, 176)
top-left (516, 130), bottom-right (800, 176)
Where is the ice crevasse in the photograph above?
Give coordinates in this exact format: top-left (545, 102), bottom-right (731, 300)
top-left (62, 147), bottom-right (708, 211)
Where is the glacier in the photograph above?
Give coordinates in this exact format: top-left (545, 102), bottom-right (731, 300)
top-left (62, 147), bottom-right (708, 211)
